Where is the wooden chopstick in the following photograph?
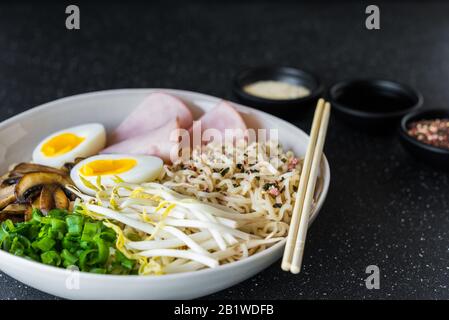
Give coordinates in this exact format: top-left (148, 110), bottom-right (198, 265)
top-left (290, 102), bottom-right (331, 274)
top-left (281, 98), bottom-right (325, 271)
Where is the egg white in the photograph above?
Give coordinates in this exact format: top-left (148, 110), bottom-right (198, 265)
top-left (32, 123), bottom-right (106, 168)
top-left (70, 154), bottom-right (163, 195)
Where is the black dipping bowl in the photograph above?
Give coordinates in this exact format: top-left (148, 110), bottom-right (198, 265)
top-left (233, 66), bottom-right (323, 117)
top-left (329, 79), bottom-right (423, 130)
top-left (399, 109), bottom-right (449, 167)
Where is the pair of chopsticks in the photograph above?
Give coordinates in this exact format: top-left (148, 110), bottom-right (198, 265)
top-left (281, 98), bottom-right (331, 274)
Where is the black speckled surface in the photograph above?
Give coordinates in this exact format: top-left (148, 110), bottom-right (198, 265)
top-left (0, 1), bottom-right (449, 300)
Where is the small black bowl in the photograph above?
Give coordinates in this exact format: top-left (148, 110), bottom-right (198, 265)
top-left (233, 66), bottom-right (323, 117)
top-left (399, 108), bottom-right (449, 167)
top-left (328, 79), bottom-right (423, 130)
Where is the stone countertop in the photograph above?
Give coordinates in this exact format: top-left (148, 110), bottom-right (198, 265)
top-left (0, 1), bottom-right (448, 300)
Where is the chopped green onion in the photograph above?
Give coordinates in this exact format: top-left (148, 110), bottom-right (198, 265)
top-left (115, 250), bottom-right (134, 270)
top-left (48, 209), bottom-right (67, 219)
top-left (41, 251), bottom-right (61, 266)
top-left (61, 249), bottom-right (78, 267)
top-left (93, 238), bottom-right (109, 264)
top-left (32, 236), bottom-right (56, 251)
top-left (10, 237), bottom-right (25, 256)
top-left (62, 234), bottom-right (81, 252)
top-left (66, 215), bottom-right (84, 235)
top-left (51, 218), bottom-right (67, 233)
top-left (1, 208), bottom-right (123, 274)
top-left (81, 222), bottom-right (101, 242)
top-left (31, 208), bottom-right (43, 223)
top-left (79, 249), bottom-right (97, 271)
top-left (89, 268), bottom-right (106, 274)
top-left (2, 219), bottom-right (15, 233)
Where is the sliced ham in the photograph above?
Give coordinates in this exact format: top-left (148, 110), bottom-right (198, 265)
top-left (110, 92), bottom-right (193, 144)
top-left (102, 118), bottom-right (181, 163)
top-left (102, 99), bottom-right (248, 163)
top-left (190, 100), bottom-right (247, 145)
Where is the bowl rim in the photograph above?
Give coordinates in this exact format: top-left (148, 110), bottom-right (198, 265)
top-left (328, 78), bottom-right (423, 119)
top-left (399, 108), bottom-right (449, 155)
top-left (0, 88), bottom-right (331, 282)
top-left (233, 65), bottom-right (324, 106)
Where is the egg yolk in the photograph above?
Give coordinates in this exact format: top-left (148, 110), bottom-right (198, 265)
top-left (80, 159), bottom-right (137, 176)
top-left (41, 133), bottom-right (85, 157)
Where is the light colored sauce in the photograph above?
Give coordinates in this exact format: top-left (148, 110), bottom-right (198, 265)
top-left (243, 80), bottom-right (310, 100)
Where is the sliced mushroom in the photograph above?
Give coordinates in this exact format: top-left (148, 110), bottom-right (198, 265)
top-left (3, 203), bottom-right (30, 213)
top-left (31, 196), bottom-right (40, 209)
top-left (69, 201), bottom-right (75, 212)
top-left (62, 157), bottom-right (84, 174)
top-left (15, 172), bottom-right (73, 203)
top-left (39, 185), bottom-right (56, 214)
top-left (0, 210), bottom-right (24, 223)
top-left (11, 163), bottom-right (67, 176)
top-left (0, 185), bottom-right (16, 209)
top-left (19, 185), bottom-right (42, 204)
top-left (63, 188), bottom-right (77, 201)
top-left (0, 172), bottom-right (9, 181)
top-left (74, 157), bottom-right (85, 164)
top-left (25, 206), bottom-right (33, 221)
top-left (0, 170), bottom-right (22, 187)
top-left (62, 162), bottom-right (74, 174)
top-left (1, 175), bottom-right (21, 186)
top-left (53, 187), bottom-right (69, 210)
top-left (1, 203), bottom-right (32, 222)
top-left (2, 163), bottom-right (68, 187)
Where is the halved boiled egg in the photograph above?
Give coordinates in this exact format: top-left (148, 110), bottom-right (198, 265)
top-left (70, 154), bottom-right (163, 195)
top-left (33, 123), bottom-right (106, 168)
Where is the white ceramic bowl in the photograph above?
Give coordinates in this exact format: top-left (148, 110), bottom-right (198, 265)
top-left (0, 89), bottom-right (330, 300)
